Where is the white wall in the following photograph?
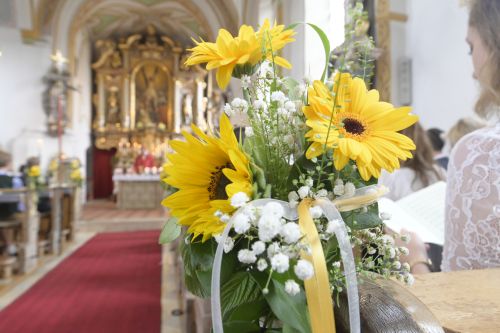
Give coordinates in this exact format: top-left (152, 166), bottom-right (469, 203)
top-left (0, 27), bottom-right (91, 177)
top-left (405, 0), bottom-right (477, 130)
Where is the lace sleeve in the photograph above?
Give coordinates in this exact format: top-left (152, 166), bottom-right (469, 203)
top-left (442, 126), bottom-right (500, 271)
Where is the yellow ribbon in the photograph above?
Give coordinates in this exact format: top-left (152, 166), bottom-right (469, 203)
top-left (298, 198), bottom-right (336, 333)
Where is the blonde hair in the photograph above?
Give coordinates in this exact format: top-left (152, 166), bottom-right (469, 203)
top-left (447, 117), bottom-right (487, 148)
top-left (469, 0), bottom-right (500, 117)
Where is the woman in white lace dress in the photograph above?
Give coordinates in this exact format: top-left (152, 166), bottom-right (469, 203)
top-left (403, 0), bottom-right (500, 273)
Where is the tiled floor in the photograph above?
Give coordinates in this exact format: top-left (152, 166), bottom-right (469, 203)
top-left (78, 199), bottom-right (167, 233)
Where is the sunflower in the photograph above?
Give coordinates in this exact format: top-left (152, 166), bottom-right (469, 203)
top-left (185, 20), bottom-right (295, 89)
top-left (304, 73), bottom-right (418, 181)
top-left (162, 115), bottom-right (253, 241)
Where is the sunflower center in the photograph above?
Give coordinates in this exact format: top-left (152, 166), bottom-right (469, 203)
top-left (343, 117), bottom-right (365, 135)
top-left (208, 163), bottom-right (232, 200)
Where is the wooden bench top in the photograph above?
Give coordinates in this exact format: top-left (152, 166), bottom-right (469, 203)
top-left (407, 268), bottom-right (500, 333)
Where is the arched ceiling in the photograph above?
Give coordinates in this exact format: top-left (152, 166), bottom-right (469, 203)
top-left (72, 0), bottom-right (213, 45)
top-left (29, 0), bottom-right (239, 47)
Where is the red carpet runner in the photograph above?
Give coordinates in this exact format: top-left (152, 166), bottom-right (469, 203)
top-left (0, 231), bottom-right (161, 333)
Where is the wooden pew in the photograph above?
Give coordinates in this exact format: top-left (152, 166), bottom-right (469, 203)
top-left (0, 188), bottom-right (39, 277)
top-left (48, 185), bottom-right (77, 255)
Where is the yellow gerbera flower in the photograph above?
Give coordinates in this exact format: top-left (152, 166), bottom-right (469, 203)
top-left (257, 19), bottom-right (295, 69)
top-left (185, 20), bottom-right (295, 89)
top-left (304, 73), bottom-right (418, 181)
top-left (162, 115), bottom-right (253, 241)
top-left (185, 25), bottom-right (261, 90)
top-left (28, 166), bottom-right (41, 177)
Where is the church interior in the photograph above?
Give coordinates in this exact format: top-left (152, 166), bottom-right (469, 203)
top-left (0, 0), bottom-right (498, 332)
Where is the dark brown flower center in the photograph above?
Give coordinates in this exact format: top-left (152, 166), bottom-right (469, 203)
top-left (343, 118), bottom-right (365, 135)
top-left (208, 163), bottom-right (232, 200)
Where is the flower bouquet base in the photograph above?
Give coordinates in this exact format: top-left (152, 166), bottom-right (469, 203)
top-left (334, 278), bottom-right (444, 333)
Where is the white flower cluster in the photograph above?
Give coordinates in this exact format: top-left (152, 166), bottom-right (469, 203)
top-left (218, 193), bottom-right (315, 295)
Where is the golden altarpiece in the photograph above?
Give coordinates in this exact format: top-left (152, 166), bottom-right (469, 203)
top-left (91, 25), bottom-right (222, 208)
top-left (91, 25), bottom-right (220, 154)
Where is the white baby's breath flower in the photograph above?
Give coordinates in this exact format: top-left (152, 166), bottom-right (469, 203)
top-left (258, 215), bottom-right (282, 242)
top-left (400, 234), bottom-right (411, 244)
top-left (223, 238), bottom-right (234, 253)
top-left (386, 247), bottom-right (396, 259)
top-left (333, 184), bottom-right (345, 196)
top-left (284, 280), bottom-right (300, 296)
top-left (252, 241), bottom-right (266, 255)
top-left (245, 126), bottom-right (254, 137)
top-left (240, 75), bottom-right (251, 89)
top-left (231, 98), bottom-right (249, 113)
top-left (220, 214), bottom-right (230, 223)
top-left (271, 91), bottom-right (286, 105)
top-left (214, 210), bottom-right (223, 218)
top-left (334, 178), bottom-right (344, 186)
top-left (271, 253), bottom-right (290, 273)
top-left (380, 235), bottom-right (395, 246)
top-left (288, 191), bottom-right (300, 201)
top-left (257, 258), bottom-right (268, 271)
top-left (344, 182), bottom-right (356, 197)
top-left (305, 178), bottom-right (314, 187)
top-left (238, 249), bottom-right (257, 264)
top-left (294, 259), bottom-right (314, 280)
top-left (263, 202), bottom-right (285, 219)
top-left (392, 261), bottom-right (402, 270)
top-left (298, 186), bottom-right (310, 199)
top-left (402, 263), bottom-right (411, 272)
top-left (399, 246), bottom-right (409, 256)
top-left (326, 219), bottom-right (341, 234)
top-left (280, 222), bottom-right (301, 244)
top-left (233, 214), bottom-right (251, 234)
top-left (315, 189), bottom-right (328, 198)
top-left (267, 242), bottom-right (280, 258)
top-left (277, 107), bottom-right (288, 116)
top-left (230, 192), bottom-right (250, 208)
top-left (223, 103), bottom-right (233, 116)
top-left (332, 261), bottom-right (341, 268)
top-left (309, 206), bottom-right (323, 219)
top-left (404, 274), bottom-right (415, 286)
top-left (253, 99), bottom-right (267, 112)
top-left (284, 100), bottom-right (296, 113)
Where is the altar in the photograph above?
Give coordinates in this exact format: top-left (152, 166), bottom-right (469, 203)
top-left (113, 174), bottom-right (163, 210)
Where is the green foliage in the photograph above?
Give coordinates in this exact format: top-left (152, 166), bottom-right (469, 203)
top-left (341, 204), bottom-right (383, 230)
top-left (158, 217), bottom-right (181, 244)
top-left (221, 272), bottom-right (264, 319)
top-left (251, 273), bottom-right (311, 333)
top-left (306, 23), bottom-right (331, 82)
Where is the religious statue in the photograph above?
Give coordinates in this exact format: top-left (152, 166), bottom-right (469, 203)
top-left (106, 89), bottom-right (121, 125)
top-left (42, 63), bottom-right (72, 136)
top-left (181, 94), bottom-right (193, 127)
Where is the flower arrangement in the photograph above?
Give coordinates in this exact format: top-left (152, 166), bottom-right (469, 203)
top-left (26, 165), bottom-right (44, 190)
top-left (160, 16), bottom-right (417, 333)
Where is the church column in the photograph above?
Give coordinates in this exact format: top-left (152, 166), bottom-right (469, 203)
top-left (122, 75), bottom-right (130, 128)
top-left (97, 74), bottom-right (106, 129)
top-left (195, 78), bottom-right (206, 129)
top-left (173, 79), bottom-right (182, 133)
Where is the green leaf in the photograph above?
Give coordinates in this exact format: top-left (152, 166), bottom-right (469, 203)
top-left (341, 203), bottom-right (383, 230)
top-left (252, 273), bottom-right (311, 333)
top-left (227, 299), bottom-right (268, 322)
top-left (158, 217), bottom-right (181, 244)
top-left (306, 23), bottom-right (331, 82)
top-left (283, 323), bottom-right (302, 333)
top-left (221, 272), bottom-right (262, 319)
top-left (223, 321), bottom-right (261, 333)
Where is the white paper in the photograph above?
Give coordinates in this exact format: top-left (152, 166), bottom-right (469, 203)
top-left (378, 181), bottom-right (446, 245)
